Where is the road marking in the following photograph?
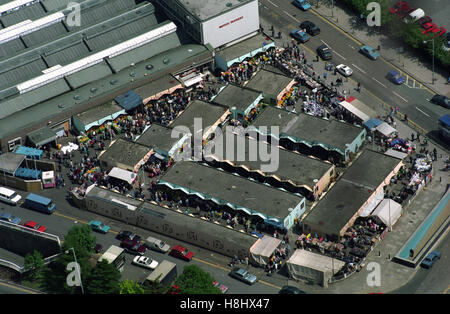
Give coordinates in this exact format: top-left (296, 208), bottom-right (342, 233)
top-left (0, 281), bottom-right (40, 294)
top-left (426, 98), bottom-right (430, 101)
top-left (415, 106), bottom-right (430, 117)
top-left (283, 10), bottom-right (300, 23)
top-left (372, 77), bottom-right (387, 88)
top-left (348, 44), bottom-right (356, 50)
top-left (392, 91), bottom-right (408, 102)
top-left (320, 39), bottom-right (330, 47)
top-left (308, 8), bottom-right (436, 96)
top-left (267, 0), bottom-right (278, 8)
top-left (258, 279), bottom-right (281, 290)
top-left (53, 212), bottom-right (118, 234)
top-left (351, 63), bottom-right (366, 74)
top-left (332, 50), bottom-right (346, 60)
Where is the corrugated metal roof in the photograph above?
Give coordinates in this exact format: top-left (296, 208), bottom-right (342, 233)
top-left (40, 0), bottom-right (84, 12)
top-left (0, 58), bottom-right (47, 90)
top-left (0, 37), bottom-right (25, 59)
top-left (43, 41), bottom-right (90, 67)
top-left (21, 22), bottom-right (68, 47)
top-left (65, 61), bottom-right (113, 89)
top-left (0, 2), bottom-right (46, 27)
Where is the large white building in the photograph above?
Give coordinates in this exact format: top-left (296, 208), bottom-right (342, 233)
top-left (153, 0), bottom-right (259, 48)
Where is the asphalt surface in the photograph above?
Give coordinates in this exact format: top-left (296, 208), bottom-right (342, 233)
top-left (405, 0), bottom-right (450, 31)
top-left (258, 0), bottom-right (448, 133)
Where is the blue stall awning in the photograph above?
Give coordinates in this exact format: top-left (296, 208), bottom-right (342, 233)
top-left (13, 146), bottom-right (43, 160)
top-left (115, 90), bottom-right (143, 111)
top-left (363, 118), bottom-right (383, 131)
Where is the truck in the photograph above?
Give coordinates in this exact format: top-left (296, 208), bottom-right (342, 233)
top-left (145, 260), bottom-right (177, 287)
top-left (24, 193), bottom-right (56, 214)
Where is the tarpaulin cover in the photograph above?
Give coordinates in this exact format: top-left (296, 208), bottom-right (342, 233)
top-left (371, 198), bottom-right (402, 228)
top-left (359, 189), bottom-right (384, 217)
top-left (249, 235), bottom-right (282, 266)
top-left (376, 122), bottom-right (396, 137)
top-left (115, 90), bottom-right (143, 111)
top-left (107, 167), bottom-right (137, 185)
top-left (363, 118), bottom-right (383, 131)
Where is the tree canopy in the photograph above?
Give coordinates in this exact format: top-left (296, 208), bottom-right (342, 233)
top-left (173, 265), bottom-right (221, 294)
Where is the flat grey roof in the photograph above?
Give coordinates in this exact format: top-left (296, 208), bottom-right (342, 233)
top-left (251, 106), bottom-right (364, 151)
top-left (0, 153), bottom-right (25, 174)
top-left (245, 69), bottom-right (294, 97)
top-left (159, 161), bottom-right (305, 221)
top-left (73, 101), bottom-right (123, 126)
top-left (206, 130), bottom-right (334, 188)
top-left (169, 100), bottom-right (229, 134)
top-left (175, 0), bottom-right (256, 21)
top-left (212, 84), bottom-right (261, 112)
top-left (215, 33), bottom-right (274, 63)
top-left (340, 149), bottom-right (402, 189)
top-left (136, 124), bottom-right (179, 153)
top-left (134, 74), bottom-right (182, 101)
top-left (87, 186), bottom-right (142, 209)
top-left (99, 139), bottom-right (151, 169)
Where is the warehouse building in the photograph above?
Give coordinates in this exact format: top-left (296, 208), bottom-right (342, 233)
top-left (0, 0), bottom-right (214, 152)
top-left (152, 0), bottom-right (260, 49)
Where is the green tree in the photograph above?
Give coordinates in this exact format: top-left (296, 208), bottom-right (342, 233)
top-left (142, 279), bottom-right (169, 294)
top-left (62, 225), bottom-right (96, 260)
top-left (174, 265), bottom-right (221, 294)
top-left (119, 280), bottom-right (145, 294)
top-left (23, 250), bottom-right (45, 282)
top-left (85, 260), bottom-right (121, 294)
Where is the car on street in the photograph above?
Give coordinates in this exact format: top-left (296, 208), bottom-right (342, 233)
top-left (229, 267), bottom-right (258, 285)
top-left (116, 230), bottom-right (141, 242)
top-left (213, 281), bottom-right (229, 294)
top-left (300, 21), bottom-right (320, 36)
top-left (0, 212), bottom-right (21, 225)
top-left (359, 45), bottom-right (380, 60)
top-left (421, 251), bottom-right (441, 269)
top-left (169, 244), bottom-right (194, 261)
top-left (317, 44), bottom-right (332, 60)
top-left (430, 95), bottom-right (450, 108)
top-left (23, 220), bottom-right (46, 232)
top-left (132, 255), bottom-right (159, 270)
top-left (336, 64), bottom-right (353, 77)
top-left (387, 70), bottom-right (406, 84)
top-left (89, 220), bottom-right (110, 234)
top-left (290, 29), bottom-right (310, 43)
top-left (145, 236), bottom-right (171, 253)
top-left (121, 238), bottom-right (147, 255)
top-left (292, 0), bottom-right (311, 11)
top-left (279, 285), bottom-right (306, 294)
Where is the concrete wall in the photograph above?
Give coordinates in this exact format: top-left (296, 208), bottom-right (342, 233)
top-left (0, 174), bottom-right (42, 192)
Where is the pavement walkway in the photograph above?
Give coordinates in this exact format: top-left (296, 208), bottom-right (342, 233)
top-left (311, 0), bottom-right (450, 97)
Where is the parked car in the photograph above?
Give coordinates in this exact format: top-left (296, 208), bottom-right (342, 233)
top-left (132, 255), bottom-right (159, 270)
top-left (0, 212), bottom-right (21, 225)
top-left (317, 44), bottom-right (332, 60)
top-left (169, 245), bottom-right (194, 261)
top-left (213, 281), bottom-right (229, 294)
top-left (279, 285), bottom-right (306, 294)
top-left (89, 220), bottom-right (110, 234)
top-left (0, 187), bottom-right (22, 205)
top-left (229, 267), bottom-right (258, 285)
top-left (116, 230), bottom-right (141, 242)
top-left (430, 95), bottom-right (450, 108)
top-left (145, 236), bottom-right (171, 253)
top-left (290, 29), bottom-right (310, 43)
top-left (121, 238), bottom-right (147, 255)
top-left (300, 21), bottom-right (320, 36)
top-left (421, 251), bottom-right (441, 269)
top-left (336, 64), bottom-right (353, 77)
top-left (387, 70), bottom-right (406, 84)
top-left (23, 220), bottom-right (46, 232)
top-left (292, 0), bottom-right (311, 11)
top-left (359, 45), bottom-right (380, 60)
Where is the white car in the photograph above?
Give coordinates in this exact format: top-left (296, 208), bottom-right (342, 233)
top-left (336, 64), bottom-right (353, 77)
top-left (132, 256), bottom-right (159, 270)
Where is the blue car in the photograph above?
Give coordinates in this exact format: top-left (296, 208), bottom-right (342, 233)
top-left (290, 29), bottom-right (310, 43)
top-left (387, 70), bottom-right (406, 84)
top-left (421, 251), bottom-right (441, 269)
top-left (89, 220), bottom-right (111, 234)
top-left (359, 45), bottom-right (380, 60)
top-left (292, 0), bottom-right (311, 11)
top-left (0, 212), bottom-right (21, 225)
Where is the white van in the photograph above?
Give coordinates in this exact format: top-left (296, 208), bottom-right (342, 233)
top-left (0, 187), bottom-right (22, 205)
top-left (145, 236), bottom-right (170, 253)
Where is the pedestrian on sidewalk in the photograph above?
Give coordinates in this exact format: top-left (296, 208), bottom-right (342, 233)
top-left (357, 82), bottom-right (361, 92)
top-left (323, 72), bottom-right (327, 80)
top-left (278, 31), bottom-right (282, 39)
top-left (411, 133), bottom-right (415, 141)
top-left (316, 55), bottom-right (319, 62)
top-left (404, 114), bottom-right (408, 123)
top-left (417, 132), bottom-right (420, 141)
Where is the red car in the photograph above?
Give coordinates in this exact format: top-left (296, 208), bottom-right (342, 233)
top-left (23, 220), bottom-right (46, 232)
top-left (120, 238), bottom-right (147, 255)
top-left (169, 245), bottom-right (194, 261)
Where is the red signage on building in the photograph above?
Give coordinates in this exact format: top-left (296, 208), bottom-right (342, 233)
top-left (219, 16), bottom-right (244, 29)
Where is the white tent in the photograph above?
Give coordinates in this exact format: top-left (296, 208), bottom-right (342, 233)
top-left (359, 189), bottom-right (384, 217)
top-left (339, 96), bottom-right (377, 123)
top-left (107, 167), bottom-right (137, 185)
top-left (375, 122), bottom-right (396, 138)
top-left (384, 148), bottom-right (408, 160)
top-left (249, 235), bottom-right (281, 266)
top-left (371, 199), bottom-right (402, 228)
top-left (286, 249), bottom-right (345, 287)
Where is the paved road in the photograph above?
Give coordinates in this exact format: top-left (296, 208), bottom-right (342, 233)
top-left (258, 0), bottom-right (448, 133)
top-left (0, 280), bottom-right (40, 294)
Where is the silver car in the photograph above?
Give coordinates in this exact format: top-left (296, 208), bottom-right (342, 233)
top-left (229, 268), bottom-right (258, 285)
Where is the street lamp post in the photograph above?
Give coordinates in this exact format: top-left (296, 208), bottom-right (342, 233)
top-left (423, 38), bottom-right (435, 84)
top-left (66, 247), bottom-right (84, 294)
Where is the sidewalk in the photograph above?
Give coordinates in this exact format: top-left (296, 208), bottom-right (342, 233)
top-left (312, 1), bottom-right (450, 97)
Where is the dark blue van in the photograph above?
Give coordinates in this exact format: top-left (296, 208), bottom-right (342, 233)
top-left (24, 193), bottom-right (56, 214)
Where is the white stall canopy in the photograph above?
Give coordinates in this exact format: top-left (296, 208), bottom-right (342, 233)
top-left (376, 122), bottom-right (396, 138)
top-left (371, 199), bottom-right (402, 228)
top-left (384, 148), bottom-right (408, 160)
top-left (359, 189), bottom-right (384, 217)
top-left (249, 235), bottom-right (281, 266)
top-left (107, 167), bottom-right (137, 185)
